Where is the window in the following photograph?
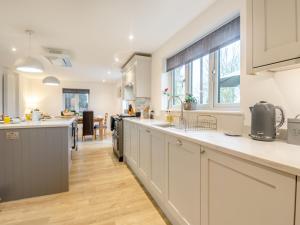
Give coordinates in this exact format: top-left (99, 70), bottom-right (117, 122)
top-left (63, 89), bottom-right (89, 114)
top-left (166, 17), bottom-right (240, 110)
top-left (170, 39), bottom-right (240, 109)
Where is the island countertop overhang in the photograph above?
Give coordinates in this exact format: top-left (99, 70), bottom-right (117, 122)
top-left (0, 118), bottom-right (75, 129)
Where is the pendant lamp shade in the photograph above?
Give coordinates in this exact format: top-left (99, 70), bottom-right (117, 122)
top-left (42, 76), bottom-right (60, 86)
top-left (15, 30), bottom-right (44, 73)
top-left (15, 56), bottom-right (44, 73)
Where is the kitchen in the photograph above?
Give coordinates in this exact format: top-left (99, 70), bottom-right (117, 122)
top-left (1, 0), bottom-right (300, 225)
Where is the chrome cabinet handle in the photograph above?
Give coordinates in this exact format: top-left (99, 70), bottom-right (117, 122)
top-left (176, 139), bottom-right (182, 146)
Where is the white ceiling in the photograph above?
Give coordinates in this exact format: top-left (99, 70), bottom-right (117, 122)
top-left (0, 0), bottom-right (215, 82)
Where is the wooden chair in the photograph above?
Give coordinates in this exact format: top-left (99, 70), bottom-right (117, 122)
top-left (94, 113), bottom-right (108, 139)
top-left (82, 111), bottom-right (94, 141)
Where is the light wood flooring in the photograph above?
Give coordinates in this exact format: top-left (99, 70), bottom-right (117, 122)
top-left (0, 138), bottom-right (170, 225)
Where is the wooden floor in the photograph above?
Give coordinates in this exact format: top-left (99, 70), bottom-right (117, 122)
top-left (0, 138), bottom-right (170, 225)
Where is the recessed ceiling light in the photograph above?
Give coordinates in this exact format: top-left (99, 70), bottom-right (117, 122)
top-left (115, 57), bottom-right (119, 62)
top-left (129, 34), bottom-right (134, 40)
top-left (12, 47), bottom-right (17, 52)
top-left (107, 71), bottom-right (111, 75)
top-left (102, 79), bottom-right (106, 83)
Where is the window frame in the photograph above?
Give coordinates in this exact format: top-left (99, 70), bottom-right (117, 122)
top-left (170, 39), bottom-right (241, 110)
top-left (62, 89), bottom-right (90, 113)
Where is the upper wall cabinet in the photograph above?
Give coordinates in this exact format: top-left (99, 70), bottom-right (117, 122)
top-left (248, 0), bottom-right (300, 73)
top-left (122, 54), bottom-right (151, 99)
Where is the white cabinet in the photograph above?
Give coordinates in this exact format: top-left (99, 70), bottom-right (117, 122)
top-left (296, 177), bottom-right (300, 225)
top-left (138, 126), bottom-right (151, 184)
top-left (134, 56), bottom-right (151, 98)
top-left (248, 0), bottom-right (300, 72)
top-left (165, 136), bottom-right (201, 225)
top-left (149, 129), bottom-right (165, 203)
top-left (123, 120), bottom-right (131, 161)
top-left (129, 123), bottom-right (139, 169)
top-left (122, 54), bottom-right (151, 98)
top-left (201, 147), bottom-right (296, 225)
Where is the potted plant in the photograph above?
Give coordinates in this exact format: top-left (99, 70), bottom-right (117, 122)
top-left (184, 94), bottom-right (197, 110)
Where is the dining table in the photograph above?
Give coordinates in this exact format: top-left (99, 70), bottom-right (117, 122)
top-left (76, 116), bottom-right (104, 127)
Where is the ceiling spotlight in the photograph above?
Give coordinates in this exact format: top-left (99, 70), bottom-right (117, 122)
top-left (115, 57), bottom-right (119, 62)
top-left (129, 34), bottom-right (134, 40)
top-left (107, 71), bottom-right (111, 75)
top-left (102, 79), bottom-right (106, 83)
top-left (12, 47), bottom-right (17, 52)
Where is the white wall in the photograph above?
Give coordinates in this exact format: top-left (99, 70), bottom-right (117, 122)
top-left (19, 76), bottom-right (122, 118)
top-left (151, 0), bottom-right (300, 127)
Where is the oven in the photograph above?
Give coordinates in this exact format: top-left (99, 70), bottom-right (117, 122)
top-left (112, 116), bottom-right (123, 161)
top-left (111, 114), bottom-right (136, 162)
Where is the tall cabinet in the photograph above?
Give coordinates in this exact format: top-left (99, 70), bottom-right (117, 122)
top-left (122, 54), bottom-right (151, 100)
top-left (248, 0), bottom-right (300, 73)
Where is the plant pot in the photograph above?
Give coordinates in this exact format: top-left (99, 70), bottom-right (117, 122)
top-left (184, 102), bottom-right (197, 110)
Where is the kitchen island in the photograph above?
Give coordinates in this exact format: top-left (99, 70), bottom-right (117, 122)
top-left (0, 118), bottom-right (75, 202)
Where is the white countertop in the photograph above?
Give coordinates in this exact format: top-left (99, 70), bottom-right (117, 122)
top-left (0, 118), bottom-right (75, 129)
top-left (125, 118), bottom-right (300, 176)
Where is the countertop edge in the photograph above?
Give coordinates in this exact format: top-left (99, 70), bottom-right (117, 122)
top-left (0, 118), bottom-right (75, 129)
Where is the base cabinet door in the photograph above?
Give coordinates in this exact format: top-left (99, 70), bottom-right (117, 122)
top-left (295, 177), bottom-right (300, 225)
top-left (165, 136), bottom-right (201, 225)
top-left (138, 126), bottom-right (151, 184)
top-left (129, 124), bottom-right (139, 170)
top-left (201, 147), bottom-right (296, 225)
top-left (123, 121), bottom-right (131, 161)
top-left (149, 130), bottom-right (165, 203)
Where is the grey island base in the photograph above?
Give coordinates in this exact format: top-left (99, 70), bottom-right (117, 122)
top-left (0, 119), bottom-right (73, 202)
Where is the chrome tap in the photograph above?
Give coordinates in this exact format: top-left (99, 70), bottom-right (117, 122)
top-left (167, 96), bottom-right (184, 122)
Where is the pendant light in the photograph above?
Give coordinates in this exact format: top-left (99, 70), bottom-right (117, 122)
top-left (42, 76), bottom-right (60, 86)
top-left (15, 30), bottom-right (44, 73)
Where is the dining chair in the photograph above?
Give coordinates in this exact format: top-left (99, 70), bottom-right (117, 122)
top-left (101, 113), bottom-right (109, 136)
top-left (94, 113), bottom-right (108, 139)
top-left (82, 111), bottom-right (94, 141)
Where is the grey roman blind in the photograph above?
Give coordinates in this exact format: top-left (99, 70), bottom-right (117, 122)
top-left (62, 88), bottom-right (90, 94)
top-left (166, 16), bottom-right (240, 72)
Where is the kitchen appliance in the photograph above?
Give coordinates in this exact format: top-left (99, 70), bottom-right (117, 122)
top-left (249, 101), bottom-right (285, 141)
top-left (111, 114), bottom-right (137, 161)
top-left (31, 111), bottom-right (41, 122)
top-left (287, 115), bottom-right (300, 146)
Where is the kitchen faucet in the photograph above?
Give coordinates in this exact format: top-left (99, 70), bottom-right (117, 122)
top-left (167, 96), bottom-right (184, 123)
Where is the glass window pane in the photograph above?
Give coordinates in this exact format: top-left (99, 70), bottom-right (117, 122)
top-left (172, 65), bottom-right (185, 105)
top-left (79, 93), bottom-right (89, 112)
top-left (191, 54), bottom-right (209, 105)
top-left (202, 54), bottom-right (209, 104)
top-left (64, 92), bottom-right (89, 113)
top-left (192, 59), bottom-right (200, 103)
top-left (218, 40), bottom-right (240, 104)
top-left (64, 93), bottom-right (76, 111)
